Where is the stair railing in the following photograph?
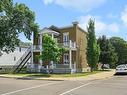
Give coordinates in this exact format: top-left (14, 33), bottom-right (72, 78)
top-left (13, 46), bottom-right (31, 68)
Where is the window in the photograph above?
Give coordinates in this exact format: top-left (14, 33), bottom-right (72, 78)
top-left (14, 56), bottom-right (16, 61)
top-left (63, 53), bottom-right (69, 64)
top-left (63, 32), bottom-right (69, 46)
top-left (19, 47), bottom-right (21, 52)
top-left (54, 38), bottom-right (58, 43)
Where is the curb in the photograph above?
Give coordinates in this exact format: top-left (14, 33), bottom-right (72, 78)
top-left (0, 71), bottom-right (115, 81)
top-left (0, 75), bottom-right (65, 81)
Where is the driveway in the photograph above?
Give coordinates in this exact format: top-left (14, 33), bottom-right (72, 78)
top-left (0, 75), bottom-right (127, 95)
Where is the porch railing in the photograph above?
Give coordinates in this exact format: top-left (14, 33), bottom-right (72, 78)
top-left (33, 45), bottom-right (41, 51)
top-left (53, 64), bottom-right (76, 69)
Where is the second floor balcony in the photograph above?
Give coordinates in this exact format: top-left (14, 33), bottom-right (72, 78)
top-left (32, 40), bottom-right (77, 52)
top-left (60, 40), bottom-right (77, 50)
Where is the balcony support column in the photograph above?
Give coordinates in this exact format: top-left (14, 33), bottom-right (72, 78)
top-left (69, 40), bottom-right (71, 48)
top-left (69, 49), bottom-right (72, 69)
top-left (40, 34), bottom-right (43, 66)
top-left (51, 33), bottom-right (54, 39)
top-left (40, 34), bottom-right (42, 50)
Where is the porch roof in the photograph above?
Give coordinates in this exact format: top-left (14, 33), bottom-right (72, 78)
top-left (39, 27), bottom-right (60, 36)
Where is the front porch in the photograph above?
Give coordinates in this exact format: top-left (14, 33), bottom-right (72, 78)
top-left (27, 63), bottom-right (76, 74)
top-left (29, 46), bottom-right (77, 73)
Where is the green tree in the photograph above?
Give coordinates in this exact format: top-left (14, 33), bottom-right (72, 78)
top-left (40, 34), bottom-right (65, 67)
top-left (98, 35), bottom-right (118, 69)
top-left (110, 37), bottom-right (127, 65)
top-left (87, 19), bottom-right (100, 72)
top-left (0, 0), bottom-right (39, 53)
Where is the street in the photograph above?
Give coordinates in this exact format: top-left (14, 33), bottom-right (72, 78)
top-left (0, 76), bottom-right (127, 95)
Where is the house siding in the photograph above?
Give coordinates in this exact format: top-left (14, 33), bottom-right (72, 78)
top-left (58, 27), bottom-right (76, 65)
top-left (58, 24), bottom-right (88, 72)
top-left (59, 27), bottom-right (76, 43)
top-left (76, 27), bottom-right (88, 72)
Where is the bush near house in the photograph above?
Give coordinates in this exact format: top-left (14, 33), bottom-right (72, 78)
top-left (39, 34), bottom-right (65, 68)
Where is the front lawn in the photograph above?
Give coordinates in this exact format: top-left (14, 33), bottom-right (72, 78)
top-left (1, 70), bottom-right (107, 78)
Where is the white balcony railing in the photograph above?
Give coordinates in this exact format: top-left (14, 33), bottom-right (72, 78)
top-left (33, 45), bottom-right (41, 51)
top-left (70, 40), bottom-right (76, 48)
top-left (63, 40), bottom-right (76, 49)
top-left (32, 40), bottom-right (76, 52)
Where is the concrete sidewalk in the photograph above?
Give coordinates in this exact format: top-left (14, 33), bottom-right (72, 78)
top-left (0, 70), bottom-right (115, 81)
top-left (69, 70), bottom-right (115, 81)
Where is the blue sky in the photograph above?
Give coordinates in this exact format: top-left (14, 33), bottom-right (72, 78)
top-left (14, 0), bottom-right (127, 42)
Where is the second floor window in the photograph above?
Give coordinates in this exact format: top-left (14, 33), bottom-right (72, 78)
top-left (63, 32), bottom-right (69, 46)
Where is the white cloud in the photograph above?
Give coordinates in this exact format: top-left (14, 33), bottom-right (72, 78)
top-left (107, 14), bottom-right (118, 19)
top-left (79, 15), bottom-right (119, 35)
top-left (42, 0), bottom-right (107, 12)
top-left (43, 0), bottom-right (54, 5)
top-left (121, 5), bottom-right (127, 27)
top-left (108, 23), bottom-right (119, 32)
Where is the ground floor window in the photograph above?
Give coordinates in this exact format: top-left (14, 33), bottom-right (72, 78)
top-left (63, 53), bottom-right (69, 64)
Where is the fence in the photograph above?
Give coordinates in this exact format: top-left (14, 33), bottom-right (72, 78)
top-left (0, 65), bottom-right (13, 73)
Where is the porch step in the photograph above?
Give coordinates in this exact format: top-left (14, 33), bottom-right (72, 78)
top-left (53, 68), bottom-right (72, 74)
top-left (55, 65), bottom-right (69, 68)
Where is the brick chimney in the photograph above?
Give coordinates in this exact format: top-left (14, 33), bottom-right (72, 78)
top-left (72, 21), bottom-right (79, 32)
top-left (72, 21), bottom-right (79, 27)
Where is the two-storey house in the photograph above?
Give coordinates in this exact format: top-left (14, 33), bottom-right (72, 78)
top-left (29, 22), bottom-right (88, 73)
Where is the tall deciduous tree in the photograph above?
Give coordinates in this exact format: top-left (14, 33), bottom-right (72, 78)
top-left (0, 0), bottom-right (39, 53)
top-left (98, 35), bottom-right (118, 69)
top-left (40, 34), bottom-right (65, 66)
top-left (87, 19), bottom-right (100, 72)
top-left (110, 37), bottom-right (127, 65)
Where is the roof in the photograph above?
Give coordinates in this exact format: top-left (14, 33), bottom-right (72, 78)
top-left (39, 27), bottom-right (60, 35)
top-left (77, 26), bottom-right (88, 34)
top-left (58, 25), bottom-right (87, 34)
top-left (40, 23), bottom-right (87, 35)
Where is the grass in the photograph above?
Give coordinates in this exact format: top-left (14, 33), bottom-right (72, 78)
top-left (1, 70), bottom-right (106, 78)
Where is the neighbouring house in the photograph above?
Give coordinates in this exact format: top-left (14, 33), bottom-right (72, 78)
top-left (27, 22), bottom-right (89, 73)
top-left (0, 47), bottom-right (28, 73)
top-left (0, 47), bottom-right (27, 66)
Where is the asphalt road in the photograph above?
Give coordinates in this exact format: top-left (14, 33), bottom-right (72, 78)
top-left (0, 76), bottom-right (127, 95)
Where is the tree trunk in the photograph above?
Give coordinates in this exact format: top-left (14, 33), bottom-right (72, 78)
top-left (91, 66), bottom-right (93, 72)
top-left (102, 63), bottom-right (104, 70)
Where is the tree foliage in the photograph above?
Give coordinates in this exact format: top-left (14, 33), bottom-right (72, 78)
top-left (87, 19), bottom-right (100, 71)
top-left (0, 0), bottom-right (39, 53)
top-left (40, 34), bottom-right (65, 65)
top-left (98, 35), bottom-right (118, 68)
top-left (110, 37), bottom-right (127, 65)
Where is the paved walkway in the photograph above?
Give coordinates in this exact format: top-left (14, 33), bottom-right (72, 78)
top-left (75, 70), bottom-right (115, 80)
top-left (0, 70), bottom-right (115, 81)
